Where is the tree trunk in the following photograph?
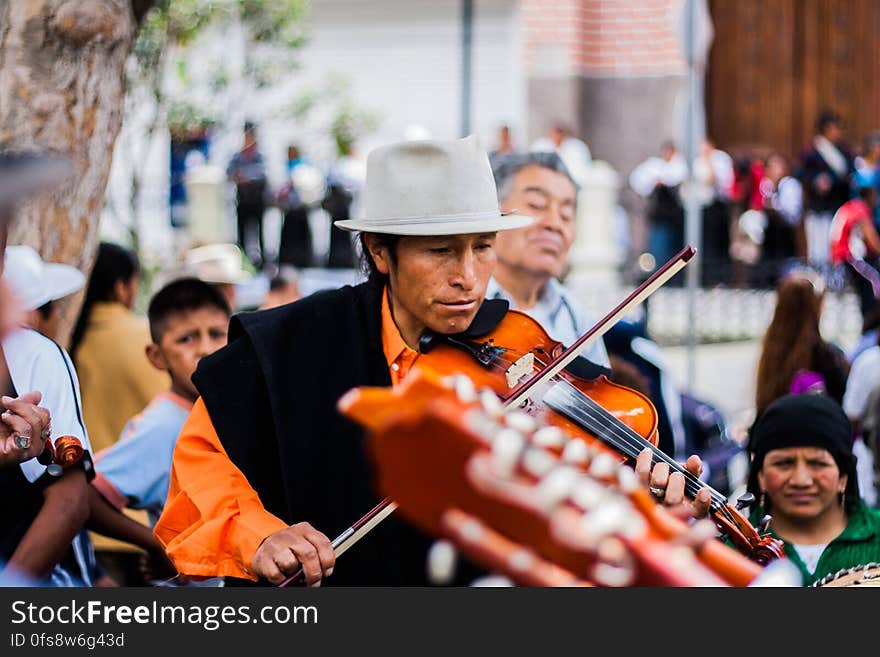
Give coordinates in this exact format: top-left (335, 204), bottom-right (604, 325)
top-left (0, 0), bottom-right (139, 347)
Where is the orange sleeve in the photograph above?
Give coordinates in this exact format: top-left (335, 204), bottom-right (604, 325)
top-left (153, 397), bottom-right (288, 581)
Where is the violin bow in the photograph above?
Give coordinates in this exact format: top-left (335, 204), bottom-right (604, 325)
top-left (505, 246), bottom-right (695, 408)
top-left (278, 499), bottom-right (398, 587)
top-left (278, 246), bottom-right (695, 587)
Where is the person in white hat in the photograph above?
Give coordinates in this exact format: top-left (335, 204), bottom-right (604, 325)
top-left (0, 245), bottom-right (100, 585)
top-left (2, 245), bottom-right (85, 339)
top-left (184, 242), bottom-right (253, 311)
top-left (155, 135), bottom-right (536, 586)
top-left (154, 136), bottom-right (706, 587)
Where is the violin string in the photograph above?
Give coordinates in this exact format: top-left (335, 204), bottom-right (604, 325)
top-left (472, 345), bottom-right (729, 508)
top-left (477, 346), bottom-right (740, 525)
top-left (545, 380), bottom-right (728, 507)
top-left (522, 354), bottom-right (705, 488)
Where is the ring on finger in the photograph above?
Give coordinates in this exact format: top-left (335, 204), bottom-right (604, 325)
top-left (14, 434), bottom-right (31, 450)
top-left (649, 486), bottom-right (666, 500)
top-left (41, 427), bottom-right (50, 440)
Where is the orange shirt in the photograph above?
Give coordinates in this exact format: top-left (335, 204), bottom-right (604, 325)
top-left (153, 288), bottom-right (417, 580)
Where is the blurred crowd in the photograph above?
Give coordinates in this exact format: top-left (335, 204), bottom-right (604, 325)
top-left (222, 121), bottom-right (363, 274)
top-left (1, 105), bottom-right (879, 588)
top-left (492, 109), bottom-right (880, 321)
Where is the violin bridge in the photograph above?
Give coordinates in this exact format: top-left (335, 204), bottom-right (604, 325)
top-left (505, 352), bottom-right (535, 389)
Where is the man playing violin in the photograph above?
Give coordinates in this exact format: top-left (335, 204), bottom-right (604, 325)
top-left (154, 136), bottom-right (709, 587)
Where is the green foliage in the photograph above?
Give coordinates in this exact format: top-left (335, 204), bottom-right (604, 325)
top-left (130, 0), bottom-right (310, 130)
top-left (239, 0), bottom-right (309, 49)
top-left (166, 100), bottom-right (218, 140)
top-left (283, 74), bottom-right (383, 157)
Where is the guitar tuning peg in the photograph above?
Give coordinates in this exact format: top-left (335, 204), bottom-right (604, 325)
top-left (588, 452), bottom-right (615, 479)
top-left (490, 428), bottom-right (525, 478)
top-left (468, 574), bottom-right (515, 587)
top-left (451, 375), bottom-right (476, 403)
top-left (561, 438), bottom-right (590, 465)
top-left (479, 389), bottom-right (504, 417)
top-left (532, 425), bottom-right (566, 449)
top-left (427, 540), bottom-right (458, 586)
top-left (758, 515), bottom-right (772, 534)
top-left (535, 465), bottom-right (580, 510)
top-left (504, 411), bottom-right (537, 434)
top-left (735, 492), bottom-right (755, 510)
top-left (521, 447), bottom-right (555, 478)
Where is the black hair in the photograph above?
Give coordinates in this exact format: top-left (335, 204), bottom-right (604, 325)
top-left (858, 185), bottom-right (876, 204)
top-left (816, 108), bottom-right (841, 134)
top-left (147, 277), bottom-right (231, 343)
top-left (269, 274), bottom-right (296, 291)
top-left (70, 242), bottom-right (140, 358)
top-left (357, 232), bottom-right (401, 285)
top-left (36, 300), bottom-right (53, 321)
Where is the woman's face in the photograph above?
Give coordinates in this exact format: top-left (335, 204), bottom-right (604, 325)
top-left (758, 446), bottom-right (847, 521)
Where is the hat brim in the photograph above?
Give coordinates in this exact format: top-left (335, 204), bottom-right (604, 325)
top-left (334, 212), bottom-right (534, 236)
top-left (24, 263), bottom-right (85, 310)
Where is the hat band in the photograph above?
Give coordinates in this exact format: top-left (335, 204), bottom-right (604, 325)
top-left (357, 208), bottom-right (504, 227)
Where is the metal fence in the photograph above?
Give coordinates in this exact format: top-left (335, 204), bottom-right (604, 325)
top-left (573, 284), bottom-right (863, 350)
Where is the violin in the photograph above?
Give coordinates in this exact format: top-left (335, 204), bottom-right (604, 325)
top-left (339, 367), bottom-right (761, 586)
top-left (413, 312), bottom-right (784, 564)
top-left (277, 248), bottom-right (782, 587)
top-left (413, 264), bottom-right (784, 566)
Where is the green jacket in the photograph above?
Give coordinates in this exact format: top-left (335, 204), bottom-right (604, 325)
top-left (748, 500), bottom-right (880, 586)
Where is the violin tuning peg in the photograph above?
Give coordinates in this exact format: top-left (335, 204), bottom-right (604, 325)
top-left (758, 514), bottom-right (772, 534)
top-left (735, 492), bottom-right (755, 510)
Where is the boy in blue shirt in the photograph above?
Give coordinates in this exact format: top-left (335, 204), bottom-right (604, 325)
top-left (91, 278), bottom-right (230, 577)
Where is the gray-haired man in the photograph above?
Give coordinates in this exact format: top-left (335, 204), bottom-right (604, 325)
top-left (488, 151), bottom-right (609, 368)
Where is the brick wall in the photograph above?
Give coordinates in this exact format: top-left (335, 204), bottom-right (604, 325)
top-left (522, 0), bottom-right (686, 78)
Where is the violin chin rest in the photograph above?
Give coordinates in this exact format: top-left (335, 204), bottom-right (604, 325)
top-left (419, 298), bottom-right (509, 352)
top-left (461, 298), bottom-right (509, 337)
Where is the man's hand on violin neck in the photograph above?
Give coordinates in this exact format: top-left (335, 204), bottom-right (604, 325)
top-left (252, 522), bottom-right (335, 586)
top-left (635, 448), bottom-right (712, 519)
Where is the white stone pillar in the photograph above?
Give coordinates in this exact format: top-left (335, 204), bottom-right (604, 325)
top-left (185, 164), bottom-right (232, 246)
top-left (568, 160), bottom-right (623, 289)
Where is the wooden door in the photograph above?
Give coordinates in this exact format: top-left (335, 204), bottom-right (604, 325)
top-left (707, 0), bottom-right (880, 160)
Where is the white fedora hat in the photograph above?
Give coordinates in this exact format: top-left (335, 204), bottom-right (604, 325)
top-left (2, 245), bottom-right (85, 310)
top-left (184, 243), bottom-right (253, 285)
top-left (334, 135), bottom-right (533, 236)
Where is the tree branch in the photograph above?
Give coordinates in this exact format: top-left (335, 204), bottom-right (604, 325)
top-left (130, 0), bottom-right (159, 30)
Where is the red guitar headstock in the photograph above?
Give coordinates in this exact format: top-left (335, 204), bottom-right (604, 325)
top-left (339, 367), bottom-right (759, 586)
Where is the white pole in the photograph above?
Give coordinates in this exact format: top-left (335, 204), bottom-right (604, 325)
top-left (683, 0), bottom-right (701, 393)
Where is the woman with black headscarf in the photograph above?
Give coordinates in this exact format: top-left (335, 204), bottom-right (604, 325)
top-left (746, 394), bottom-right (880, 584)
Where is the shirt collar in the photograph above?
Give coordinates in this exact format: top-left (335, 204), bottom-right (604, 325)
top-left (487, 275), bottom-right (564, 314)
top-left (380, 286), bottom-right (418, 376)
top-left (157, 390), bottom-right (195, 412)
